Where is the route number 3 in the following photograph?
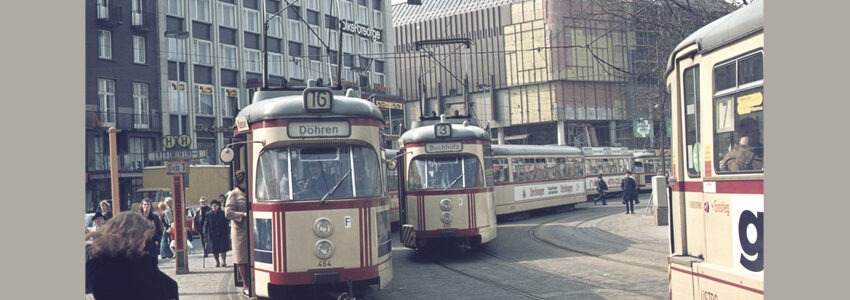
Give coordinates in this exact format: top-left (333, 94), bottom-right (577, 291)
top-left (435, 123), bottom-right (452, 137)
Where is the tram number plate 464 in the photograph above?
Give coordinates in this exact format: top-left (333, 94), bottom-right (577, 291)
top-left (318, 260), bottom-right (332, 267)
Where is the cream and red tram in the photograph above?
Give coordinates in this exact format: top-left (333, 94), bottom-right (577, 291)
top-left (396, 119), bottom-right (497, 250)
top-left (632, 149), bottom-right (672, 192)
top-left (223, 87), bottom-right (392, 298)
top-left (666, 1), bottom-right (764, 299)
top-left (582, 147), bottom-right (635, 198)
top-left (491, 144), bottom-right (585, 220)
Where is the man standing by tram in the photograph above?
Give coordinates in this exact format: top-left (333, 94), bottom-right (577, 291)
top-left (621, 171), bottom-right (638, 214)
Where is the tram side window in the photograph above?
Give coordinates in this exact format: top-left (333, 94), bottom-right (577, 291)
top-left (255, 149), bottom-right (291, 201)
top-left (568, 157), bottom-right (583, 177)
top-left (683, 66), bottom-right (701, 177)
top-left (493, 158), bottom-right (509, 183)
top-left (512, 158), bottom-right (525, 182)
top-left (714, 52), bottom-right (764, 173)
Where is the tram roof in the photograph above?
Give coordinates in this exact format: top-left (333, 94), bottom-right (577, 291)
top-left (236, 90), bottom-right (384, 124)
top-left (665, 0), bottom-right (763, 75)
top-left (400, 123), bottom-right (490, 144)
top-left (492, 144), bottom-right (582, 156)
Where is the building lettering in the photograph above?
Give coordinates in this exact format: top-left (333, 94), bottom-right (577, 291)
top-left (339, 20), bottom-right (382, 42)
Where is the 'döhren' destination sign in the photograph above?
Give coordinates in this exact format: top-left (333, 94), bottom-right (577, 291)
top-left (288, 121), bottom-right (351, 138)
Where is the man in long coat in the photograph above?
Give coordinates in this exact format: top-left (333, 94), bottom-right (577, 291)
top-left (225, 170), bottom-right (250, 296)
top-left (621, 171), bottom-right (639, 214)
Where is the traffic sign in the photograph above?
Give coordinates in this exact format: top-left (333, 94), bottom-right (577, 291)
top-left (177, 134), bottom-right (191, 148)
top-left (166, 161), bottom-right (189, 174)
top-left (147, 149), bottom-right (208, 162)
top-left (162, 135), bottom-right (177, 149)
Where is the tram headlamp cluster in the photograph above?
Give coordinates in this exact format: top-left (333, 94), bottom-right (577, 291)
top-left (440, 199), bottom-right (453, 211)
top-left (315, 240), bottom-right (335, 259)
top-left (441, 212), bottom-right (453, 225)
top-left (313, 217), bottom-right (333, 238)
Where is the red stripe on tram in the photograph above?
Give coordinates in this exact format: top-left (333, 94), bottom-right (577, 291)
top-left (669, 266), bottom-right (764, 295)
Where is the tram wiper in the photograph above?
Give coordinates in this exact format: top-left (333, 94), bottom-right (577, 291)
top-left (321, 169), bottom-right (352, 204)
top-left (444, 173), bottom-right (464, 191)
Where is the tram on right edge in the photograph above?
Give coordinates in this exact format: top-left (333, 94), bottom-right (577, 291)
top-left (665, 1), bottom-right (763, 299)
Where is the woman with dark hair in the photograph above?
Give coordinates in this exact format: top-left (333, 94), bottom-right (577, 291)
top-left (138, 198), bottom-right (163, 259)
top-left (203, 199), bottom-right (231, 267)
top-left (85, 211), bottom-right (179, 299)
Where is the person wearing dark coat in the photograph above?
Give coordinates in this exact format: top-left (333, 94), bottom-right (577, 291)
top-left (139, 198), bottom-right (163, 258)
top-left (85, 211), bottom-right (178, 300)
top-left (621, 171), bottom-right (639, 214)
top-left (194, 197), bottom-right (212, 257)
top-left (203, 199), bottom-right (231, 267)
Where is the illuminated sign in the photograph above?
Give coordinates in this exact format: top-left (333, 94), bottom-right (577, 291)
top-left (425, 142), bottom-right (462, 153)
top-left (339, 20), bottom-right (382, 42)
top-left (288, 121), bottom-right (351, 138)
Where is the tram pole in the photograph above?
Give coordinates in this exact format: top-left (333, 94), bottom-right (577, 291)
top-left (108, 127), bottom-right (120, 216)
top-left (173, 174), bottom-right (189, 274)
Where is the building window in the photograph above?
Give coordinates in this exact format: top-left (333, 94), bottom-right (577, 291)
top-left (343, 66), bottom-right (351, 81)
top-left (167, 0), bottom-right (184, 17)
top-left (359, 37), bottom-right (369, 55)
top-left (373, 10), bottom-right (383, 29)
top-left (193, 39), bottom-right (213, 65)
top-left (220, 44), bottom-right (238, 69)
top-left (133, 82), bottom-right (150, 129)
top-left (243, 9), bottom-right (260, 32)
top-left (290, 57), bottom-right (303, 79)
top-left (288, 20), bottom-right (302, 42)
top-left (222, 88), bottom-right (239, 117)
top-left (193, 0), bottom-right (211, 23)
top-left (343, 33), bottom-right (353, 52)
top-left (98, 30), bottom-right (112, 59)
top-left (305, 0), bottom-right (318, 11)
top-left (342, 1), bottom-right (352, 21)
top-left (97, 0), bottom-right (110, 19)
top-left (131, 0), bottom-right (144, 26)
top-left (133, 35), bottom-right (146, 64)
top-left (244, 49), bottom-right (261, 72)
top-left (97, 78), bottom-right (116, 126)
top-left (358, 5), bottom-right (368, 25)
top-left (328, 30), bottom-right (338, 50)
top-left (196, 85), bottom-right (214, 115)
top-left (168, 37), bottom-right (187, 62)
top-left (218, 2), bottom-right (237, 28)
top-left (169, 81), bottom-right (188, 114)
top-left (309, 60), bottom-right (322, 80)
top-left (324, 0), bottom-right (337, 15)
top-left (269, 52), bottom-right (283, 76)
top-left (267, 14), bottom-right (282, 37)
top-left (375, 42), bottom-right (384, 56)
top-left (308, 25), bottom-right (320, 46)
top-left (127, 138), bottom-right (153, 171)
top-left (375, 73), bottom-right (384, 85)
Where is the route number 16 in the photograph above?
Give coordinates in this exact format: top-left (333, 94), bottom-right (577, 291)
top-left (304, 88), bottom-right (333, 112)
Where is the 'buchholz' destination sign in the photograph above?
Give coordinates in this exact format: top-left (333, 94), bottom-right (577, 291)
top-left (425, 142), bottom-right (463, 153)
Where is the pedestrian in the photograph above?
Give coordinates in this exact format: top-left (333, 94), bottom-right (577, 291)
top-left (225, 170), bottom-right (251, 297)
top-left (98, 200), bottom-right (113, 221)
top-left (168, 221), bottom-right (193, 256)
top-left (203, 199), bottom-right (231, 267)
top-left (194, 196), bottom-right (212, 258)
top-left (159, 201), bottom-right (174, 259)
top-left (138, 198), bottom-right (163, 259)
top-left (621, 171), bottom-right (639, 214)
top-left (85, 211), bottom-right (179, 300)
top-left (593, 175), bottom-right (608, 205)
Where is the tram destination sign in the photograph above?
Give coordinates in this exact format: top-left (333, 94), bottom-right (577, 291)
top-left (425, 142), bottom-right (463, 153)
top-left (288, 121), bottom-right (351, 138)
top-left (147, 149), bottom-right (208, 162)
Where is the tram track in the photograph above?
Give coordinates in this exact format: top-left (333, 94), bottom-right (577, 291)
top-left (431, 257), bottom-right (548, 300)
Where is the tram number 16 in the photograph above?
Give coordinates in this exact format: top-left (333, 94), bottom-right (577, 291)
top-left (304, 88), bottom-right (333, 112)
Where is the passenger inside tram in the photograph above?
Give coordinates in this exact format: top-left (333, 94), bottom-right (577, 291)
top-left (720, 118), bottom-right (763, 171)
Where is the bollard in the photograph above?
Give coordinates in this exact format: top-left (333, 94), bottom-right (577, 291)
top-left (651, 176), bottom-right (669, 225)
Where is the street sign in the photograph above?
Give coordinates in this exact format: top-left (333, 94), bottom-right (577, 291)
top-left (147, 149), bottom-right (208, 162)
top-left (163, 135), bottom-right (177, 149)
top-left (177, 134), bottom-right (191, 148)
top-left (166, 161), bottom-right (189, 174)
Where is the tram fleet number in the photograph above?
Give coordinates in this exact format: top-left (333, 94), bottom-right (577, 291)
top-left (318, 260), bottom-right (332, 267)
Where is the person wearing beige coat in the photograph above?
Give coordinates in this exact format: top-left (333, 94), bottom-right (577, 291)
top-left (225, 170), bottom-right (250, 296)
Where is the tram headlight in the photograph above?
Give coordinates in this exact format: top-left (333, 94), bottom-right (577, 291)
top-left (313, 217), bottom-right (333, 238)
top-left (441, 212), bottom-right (453, 225)
top-left (440, 199), bottom-right (453, 211)
top-left (314, 240), bottom-right (335, 259)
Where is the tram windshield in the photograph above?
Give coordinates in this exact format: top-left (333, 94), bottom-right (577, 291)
top-left (408, 156), bottom-right (483, 190)
top-left (255, 145), bottom-right (382, 201)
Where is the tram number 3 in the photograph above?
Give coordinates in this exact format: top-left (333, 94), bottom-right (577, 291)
top-left (304, 89), bottom-right (333, 112)
top-left (317, 260), bottom-right (332, 267)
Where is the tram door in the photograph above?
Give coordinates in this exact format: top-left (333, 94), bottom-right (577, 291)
top-left (396, 149), bottom-right (408, 227)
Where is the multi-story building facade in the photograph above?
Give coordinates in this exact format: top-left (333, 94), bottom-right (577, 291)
top-left (392, 0), bottom-right (657, 148)
top-left (85, 0), bottom-right (162, 209)
top-left (85, 0), bottom-right (399, 209)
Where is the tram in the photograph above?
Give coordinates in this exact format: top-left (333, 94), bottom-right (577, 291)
top-left (665, 1), bottom-right (764, 299)
top-left (219, 84), bottom-right (392, 298)
top-left (582, 147), bottom-right (635, 198)
top-left (396, 115), bottom-right (497, 250)
top-left (491, 144), bottom-right (585, 220)
top-left (385, 149), bottom-right (400, 225)
top-left (632, 149), bottom-right (671, 191)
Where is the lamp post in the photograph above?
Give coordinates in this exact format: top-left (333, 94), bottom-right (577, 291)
top-left (164, 31), bottom-right (190, 136)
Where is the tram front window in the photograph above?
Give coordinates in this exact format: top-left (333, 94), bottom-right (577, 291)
top-left (408, 156), bottom-right (483, 190)
top-left (255, 146), bottom-right (382, 201)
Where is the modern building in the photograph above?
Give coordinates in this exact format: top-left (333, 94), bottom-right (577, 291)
top-left (85, 0), bottom-right (162, 209)
top-left (392, 0), bottom-right (658, 147)
top-left (85, 0), bottom-right (400, 209)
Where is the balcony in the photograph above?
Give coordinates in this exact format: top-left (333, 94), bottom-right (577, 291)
top-left (86, 110), bottom-right (163, 132)
top-left (131, 11), bottom-right (155, 33)
top-left (96, 5), bottom-right (123, 27)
